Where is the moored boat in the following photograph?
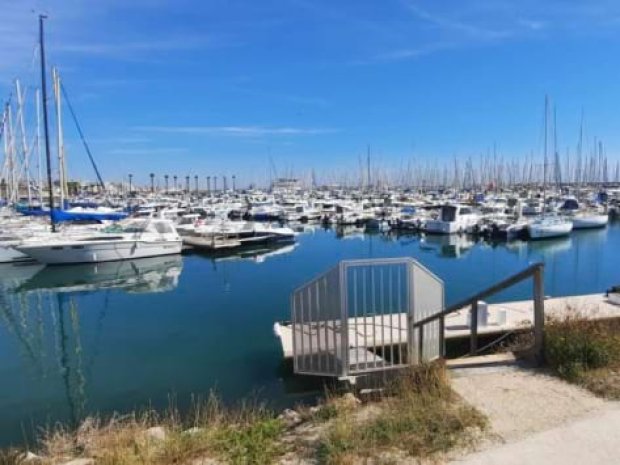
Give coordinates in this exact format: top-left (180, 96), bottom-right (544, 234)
top-left (16, 218), bottom-right (182, 264)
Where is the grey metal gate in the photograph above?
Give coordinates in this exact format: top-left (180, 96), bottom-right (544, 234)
top-left (291, 258), bottom-right (444, 378)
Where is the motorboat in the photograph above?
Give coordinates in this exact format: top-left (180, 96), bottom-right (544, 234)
top-left (16, 218), bottom-right (182, 264)
top-left (182, 220), bottom-right (296, 250)
top-left (424, 204), bottom-right (481, 234)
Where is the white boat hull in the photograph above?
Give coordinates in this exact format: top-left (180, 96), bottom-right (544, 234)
top-left (0, 242), bottom-right (32, 263)
top-left (528, 221), bottom-right (573, 240)
top-left (571, 215), bottom-right (608, 229)
top-left (18, 239), bottom-right (182, 264)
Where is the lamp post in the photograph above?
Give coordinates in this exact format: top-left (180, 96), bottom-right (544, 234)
top-left (185, 175), bottom-right (190, 193)
top-left (194, 175), bottom-right (198, 193)
top-left (164, 174), bottom-right (169, 193)
top-left (173, 175), bottom-right (177, 191)
top-left (232, 175), bottom-right (236, 192)
top-left (150, 173), bottom-right (155, 193)
top-left (214, 176), bottom-right (218, 193)
top-left (207, 176), bottom-right (211, 195)
top-left (128, 174), bottom-right (133, 195)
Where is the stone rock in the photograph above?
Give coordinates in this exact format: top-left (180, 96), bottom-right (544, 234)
top-left (278, 408), bottom-right (303, 428)
top-left (145, 426), bottom-right (167, 441)
top-left (23, 451), bottom-right (41, 462)
top-left (60, 459), bottom-right (95, 465)
top-left (183, 426), bottom-right (205, 435)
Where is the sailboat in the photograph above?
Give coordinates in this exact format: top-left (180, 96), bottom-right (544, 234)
top-left (528, 96), bottom-right (573, 240)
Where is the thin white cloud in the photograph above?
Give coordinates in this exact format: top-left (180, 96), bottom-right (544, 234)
top-left (134, 125), bottom-right (339, 136)
top-left (54, 35), bottom-right (212, 56)
top-left (107, 147), bottom-right (190, 156)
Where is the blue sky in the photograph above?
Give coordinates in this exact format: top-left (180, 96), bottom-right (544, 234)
top-left (2, 0), bottom-right (620, 187)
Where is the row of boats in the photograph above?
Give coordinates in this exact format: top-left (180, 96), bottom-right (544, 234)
top-left (1, 185), bottom-right (614, 265)
top-left (0, 212), bottom-right (297, 265)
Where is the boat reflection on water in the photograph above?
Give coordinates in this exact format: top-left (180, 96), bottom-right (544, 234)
top-left (501, 237), bottom-right (573, 260)
top-left (0, 262), bottom-right (45, 291)
top-left (335, 225), bottom-right (365, 240)
top-left (419, 233), bottom-right (476, 258)
top-left (16, 255), bottom-right (183, 294)
top-left (211, 242), bottom-right (299, 264)
top-left (0, 255), bottom-right (183, 443)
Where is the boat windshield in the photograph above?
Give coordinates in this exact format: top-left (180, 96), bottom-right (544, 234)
top-left (441, 206), bottom-right (457, 222)
top-left (103, 220), bottom-right (148, 234)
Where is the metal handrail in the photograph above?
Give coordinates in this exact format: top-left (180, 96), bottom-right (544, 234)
top-left (412, 262), bottom-right (545, 360)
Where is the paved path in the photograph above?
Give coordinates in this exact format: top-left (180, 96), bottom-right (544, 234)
top-left (452, 406), bottom-right (620, 465)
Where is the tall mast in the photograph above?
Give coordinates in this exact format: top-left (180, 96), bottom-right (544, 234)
top-left (36, 89), bottom-right (43, 204)
top-left (553, 105), bottom-right (561, 189)
top-left (366, 144), bottom-right (371, 190)
top-left (15, 79), bottom-right (32, 204)
top-left (543, 95), bottom-right (548, 215)
top-left (53, 67), bottom-right (67, 206)
top-left (39, 15), bottom-right (56, 232)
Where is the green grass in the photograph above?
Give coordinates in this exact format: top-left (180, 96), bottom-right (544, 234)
top-left (545, 312), bottom-right (620, 398)
top-left (316, 363), bottom-right (487, 465)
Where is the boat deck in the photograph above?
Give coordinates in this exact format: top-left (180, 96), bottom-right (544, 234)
top-left (274, 293), bottom-right (620, 359)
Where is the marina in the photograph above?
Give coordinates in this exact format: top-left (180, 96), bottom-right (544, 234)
top-left (2, 4), bottom-right (620, 462)
top-left (0, 221), bottom-right (619, 446)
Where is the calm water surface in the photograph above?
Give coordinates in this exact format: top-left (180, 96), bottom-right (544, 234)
top-left (0, 223), bottom-right (618, 445)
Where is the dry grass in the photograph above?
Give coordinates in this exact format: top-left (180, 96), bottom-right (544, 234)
top-left (3, 367), bottom-right (488, 465)
top-left (545, 310), bottom-right (620, 399)
top-left (38, 393), bottom-right (284, 465)
top-left (316, 363), bottom-right (487, 465)
top-left (0, 449), bottom-right (26, 465)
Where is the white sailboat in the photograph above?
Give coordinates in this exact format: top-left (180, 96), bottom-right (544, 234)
top-left (527, 96), bottom-right (573, 240)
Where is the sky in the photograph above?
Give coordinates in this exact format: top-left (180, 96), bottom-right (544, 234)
top-left (2, 0), bottom-right (620, 187)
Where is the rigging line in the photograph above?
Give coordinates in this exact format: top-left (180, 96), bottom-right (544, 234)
top-left (59, 80), bottom-right (106, 192)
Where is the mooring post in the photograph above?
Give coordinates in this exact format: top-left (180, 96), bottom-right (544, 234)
top-left (533, 265), bottom-right (545, 364)
top-left (470, 300), bottom-right (479, 356)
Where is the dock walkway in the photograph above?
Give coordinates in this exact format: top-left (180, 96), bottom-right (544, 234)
top-left (275, 293), bottom-right (620, 359)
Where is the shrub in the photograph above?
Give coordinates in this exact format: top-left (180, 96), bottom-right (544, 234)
top-left (545, 311), bottom-right (620, 381)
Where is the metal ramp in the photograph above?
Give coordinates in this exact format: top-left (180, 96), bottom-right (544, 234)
top-left (290, 258), bottom-right (444, 379)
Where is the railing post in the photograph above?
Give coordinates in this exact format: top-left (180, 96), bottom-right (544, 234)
top-left (439, 315), bottom-right (445, 358)
top-left (339, 262), bottom-right (349, 378)
top-left (470, 300), bottom-right (478, 356)
top-left (418, 325), bottom-right (424, 363)
top-left (533, 265), bottom-right (545, 365)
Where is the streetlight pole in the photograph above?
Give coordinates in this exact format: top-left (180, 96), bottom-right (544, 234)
top-left (173, 175), bottom-right (177, 191)
top-left (214, 176), bottom-right (218, 193)
top-left (207, 176), bottom-right (211, 195)
top-left (128, 174), bottom-right (133, 195)
top-left (185, 175), bottom-right (190, 193)
top-left (232, 175), bottom-right (236, 192)
top-left (194, 175), bottom-right (198, 193)
top-left (150, 173), bottom-right (155, 193)
top-left (164, 174), bottom-right (169, 193)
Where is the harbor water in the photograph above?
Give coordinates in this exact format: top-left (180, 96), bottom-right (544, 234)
top-left (0, 223), bottom-right (618, 446)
